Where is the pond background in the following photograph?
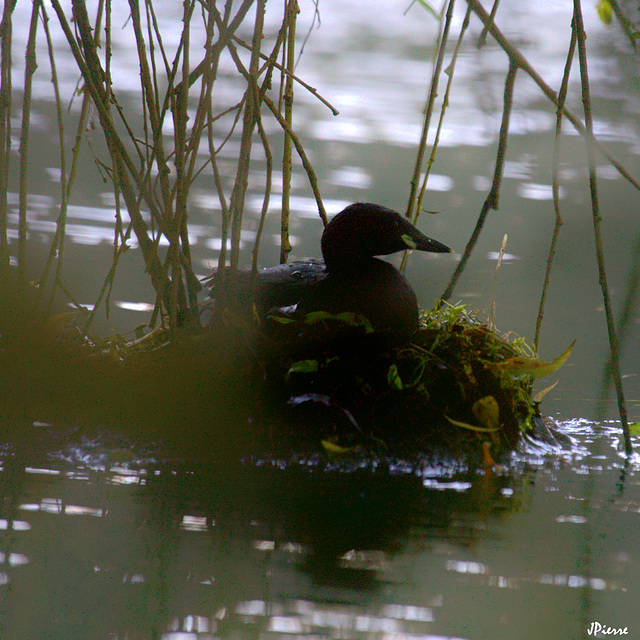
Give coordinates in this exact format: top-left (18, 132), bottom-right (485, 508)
top-left (3, 1), bottom-right (640, 639)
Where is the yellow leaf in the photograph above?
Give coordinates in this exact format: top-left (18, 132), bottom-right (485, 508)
top-left (444, 414), bottom-right (500, 433)
top-left (472, 396), bottom-right (500, 429)
top-left (491, 339), bottom-right (575, 379)
top-left (533, 379), bottom-right (559, 404)
top-left (268, 314), bottom-right (294, 325)
top-left (108, 337), bottom-right (123, 363)
top-left (628, 423), bottom-right (640, 437)
top-left (596, 0), bottom-right (613, 25)
top-left (321, 439), bottom-right (359, 456)
top-left (387, 364), bottom-right (403, 390)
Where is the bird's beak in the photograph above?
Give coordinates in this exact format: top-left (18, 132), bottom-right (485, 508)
top-left (402, 232), bottom-right (452, 254)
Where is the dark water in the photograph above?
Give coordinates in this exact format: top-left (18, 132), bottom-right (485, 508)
top-left (3, 1), bottom-right (640, 638)
top-left (1, 423), bottom-right (639, 639)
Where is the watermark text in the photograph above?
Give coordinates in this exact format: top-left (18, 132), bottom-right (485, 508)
top-left (587, 622), bottom-right (628, 636)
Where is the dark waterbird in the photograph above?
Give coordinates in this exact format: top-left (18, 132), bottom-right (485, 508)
top-left (208, 202), bottom-right (451, 336)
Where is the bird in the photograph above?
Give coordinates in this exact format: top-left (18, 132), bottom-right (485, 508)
top-left (207, 202), bottom-right (451, 337)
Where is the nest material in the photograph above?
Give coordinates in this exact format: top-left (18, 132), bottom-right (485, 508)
top-left (2, 301), bottom-right (559, 461)
top-left (259, 303), bottom-right (545, 456)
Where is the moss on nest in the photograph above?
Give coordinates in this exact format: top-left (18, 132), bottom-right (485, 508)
top-left (256, 302), bottom-right (564, 458)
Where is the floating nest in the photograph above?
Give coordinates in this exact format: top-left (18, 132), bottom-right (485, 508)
top-left (0, 296), bottom-right (571, 462)
top-left (254, 302), bottom-right (571, 459)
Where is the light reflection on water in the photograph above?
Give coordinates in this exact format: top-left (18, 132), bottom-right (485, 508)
top-left (0, 421), bottom-right (638, 639)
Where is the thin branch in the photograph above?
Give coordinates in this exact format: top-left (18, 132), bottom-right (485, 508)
top-left (574, 0), bottom-right (631, 453)
top-left (173, 0), bottom-right (256, 95)
top-left (263, 93), bottom-right (327, 227)
top-left (51, 0), bottom-right (173, 312)
top-left (0, 0), bottom-right (18, 275)
top-left (608, 0), bottom-right (637, 51)
top-left (534, 27), bottom-right (576, 349)
top-left (232, 33), bottom-right (339, 116)
top-left (406, 0), bottom-right (455, 223)
top-left (442, 60), bottom-right (517, 300)
top-left (17, 0), bottom-right (41, 291)
top-left (415, 2), bottom-right (471, 224)
top-left (38, 1), bottom-right (74, 315)
top-left (401, 1), bottom-right (471, 274)
top-left (597, 232), bottom-right (640, 419)
top-left (221, 11), bottom-right (327, 229)
top-left (477, 0), bottom-right (500, 48)
top-left (227, 0), bottom-right (267, 274)
top-left (280, 0), bottom-right (298, 265)
top-left (252, 114), bottom-right (273, 273)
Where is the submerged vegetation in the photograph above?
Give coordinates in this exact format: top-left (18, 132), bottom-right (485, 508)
top-left (0, 0), bottom-right (639, 455)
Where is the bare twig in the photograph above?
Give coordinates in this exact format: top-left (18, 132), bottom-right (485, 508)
top-left (406, 0), bottom-right (455, 224)
top-left (263, 94), bottom-right (327, 227)
top-left (534, 28), bottom-right (576, 349)
top-left (0, 0), bottom-right (18, 275)
top-left (442, 60), bottom-right (517, 300)
top-left (488, 233), bottom-right (508, 331)
top-left (51, 0), bottom-right (174, 315)
top-left (38, 2), bottom-right (74, 316)
top-left (280, 0), bottom-right (298, 265)
top-left (608, 0), bottom-right (638, 51)
top-left (401, 1), bottom-right (472, 274)
top-left (17, 1), bottom-right (41, 291)
top-left (415, 3), bottom-right (471, 224)
top-left (227, 0), bottom-right (266, 274)
top-left (574, 0), bottom-right (631, 453)
top-left (477, 0), bottom-right (500, 48)
top-left (173, 0), bottom-right (256, 95)
top-left (598, 232), bottom-right (640, 419)
top-left (252, 115), bottom-right (273, 273)
top-left (232, 34), bottom-right (339, 116)
top-left (221, 19), bottom-right (327, 229)
top-left (466, 0), bottom-right (640, 193)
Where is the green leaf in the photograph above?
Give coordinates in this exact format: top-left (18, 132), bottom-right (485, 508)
top-left (333, 312), bottom-right (374, 333)
top-left (596, 0), bottom-right (613, 25)
top-left (302, 311), bottom-right (334, 324)
top-left (533, 379), bottom-right (559, 404)
top-left (387, 364), bottom-right (403, 390)
top-left (415, 0), bottom-right (441, 20)
top-left (302, 310), bottom-right (374, 333)
top-left (472, 396), bottom-right (500, 429)
top-left (321, 439), bottom-right (359, 456)
top-left (401, 233), bottom-right (417, 250)
top-left (491, 339), bottom-right (575, 379)
top-left (286, 359), bottom-right (318, 383)
top-left (628, 423), bottom-right (640, 437)
top-left (444, 414), bottom-right (500, 433)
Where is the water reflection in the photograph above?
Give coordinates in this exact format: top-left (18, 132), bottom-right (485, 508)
top-left (0, 421), bottom-right (638, 639)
